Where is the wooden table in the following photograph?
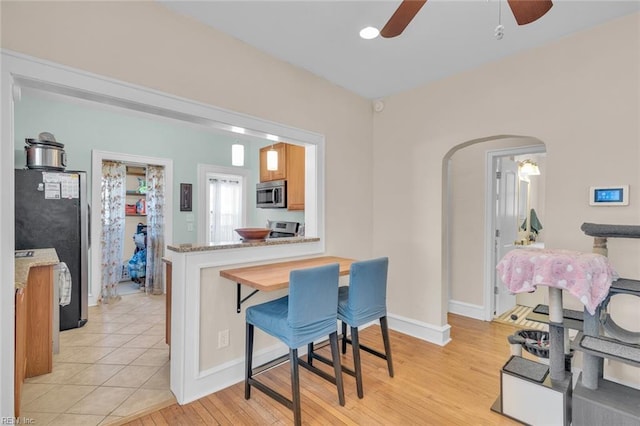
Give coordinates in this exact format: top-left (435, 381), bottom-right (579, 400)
top-left (220, 256), bottom-right (355, 312)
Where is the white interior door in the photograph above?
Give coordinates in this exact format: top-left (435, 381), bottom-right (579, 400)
top-left (494, 157), bottom-right (518, 316)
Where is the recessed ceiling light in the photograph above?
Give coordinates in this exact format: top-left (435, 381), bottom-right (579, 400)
top-left (359, 26), bottom-right (380, 40)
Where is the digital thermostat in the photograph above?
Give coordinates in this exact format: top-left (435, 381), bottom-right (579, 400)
top-left (589, 185), bottom-right (629, 206)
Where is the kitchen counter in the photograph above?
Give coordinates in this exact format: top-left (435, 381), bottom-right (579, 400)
top-left (167, 236), bottom-right (320, 253)
top-left (163, 233), bottom-right (325, 403)
top-left (15, 248), bottom-right (59, 289)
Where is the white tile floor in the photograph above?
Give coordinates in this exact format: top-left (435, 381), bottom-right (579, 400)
top-left (117, 280), bottom-right (143, 296)
top-left (20, 292), bottom-right (175, 426)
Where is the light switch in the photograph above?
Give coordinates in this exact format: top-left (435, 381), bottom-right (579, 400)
top-left (186, 213), bottom-right (195, 222)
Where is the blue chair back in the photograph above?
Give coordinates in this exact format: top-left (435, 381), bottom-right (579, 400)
top-left (345, 257), bottom-right (388, 325)
top-left (288, 263), bottom-right (340, 331)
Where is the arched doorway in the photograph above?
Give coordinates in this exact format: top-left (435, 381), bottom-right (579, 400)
top-left (442, 135), bottom-right (546, 322)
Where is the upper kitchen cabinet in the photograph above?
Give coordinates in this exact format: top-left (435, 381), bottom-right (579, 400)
top-left (259, 142), bottom-right (305, 211)
top-left (286, 144), bottom-right (305, 211)
top-left (259, 143), bottom-right (286, 182)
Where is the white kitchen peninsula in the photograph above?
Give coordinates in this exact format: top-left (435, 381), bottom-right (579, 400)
top-left (165, 236), bottom-right (324, 405)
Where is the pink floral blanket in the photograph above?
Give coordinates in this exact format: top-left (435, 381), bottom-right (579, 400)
top-left (496, 248), bottom-right (618, 315)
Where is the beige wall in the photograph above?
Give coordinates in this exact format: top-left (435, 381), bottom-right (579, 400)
top-left (374, 13), bottom-right (640, 326)
top-left (1, 1), bottom-right (375, 374)
top-left (2, 2), bottom-right (639, 376)
top-left (1, 1), bottom-right (375, 261)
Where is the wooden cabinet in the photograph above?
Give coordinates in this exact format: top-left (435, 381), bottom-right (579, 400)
top-left (285, 144), bottom-right (305, 211)
top-left (259, 143), bottom-right (305, 211)
top-left (259, 143), bottom-right (287, 182)
top-left (14, 288), bottom-right (27, 417)
top-left (25, 265), bottom-right (53, 378)
top-left (15, 264), bottom-right (54, 416)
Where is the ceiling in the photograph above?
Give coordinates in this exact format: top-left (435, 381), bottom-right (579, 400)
top-left (159, 1), bottom-right (639, 100)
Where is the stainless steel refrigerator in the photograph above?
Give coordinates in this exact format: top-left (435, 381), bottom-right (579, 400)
top-left (15, 169), bottom-right (89, 330)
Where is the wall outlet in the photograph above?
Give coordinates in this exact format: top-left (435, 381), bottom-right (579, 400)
top-left (187, 223), bottom-right (194, 232)
top-left (218, 329), bottom-right (229, 348)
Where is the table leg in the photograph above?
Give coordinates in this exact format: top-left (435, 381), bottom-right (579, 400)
top-left (237, 283), bottom-right (259, 313)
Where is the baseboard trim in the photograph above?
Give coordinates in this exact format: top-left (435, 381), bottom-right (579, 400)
top-left (448, 300), bottom-right (485, 321)
top-left (181, 341), bottom-right (289, 404)
top-left (387, 313), bottom-right (451, 346)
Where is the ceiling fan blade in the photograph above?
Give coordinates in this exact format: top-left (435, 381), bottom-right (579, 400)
top-left (380, 0), bottom-right (427, 38)
top-left (507, 0), bottom-right (553, 26)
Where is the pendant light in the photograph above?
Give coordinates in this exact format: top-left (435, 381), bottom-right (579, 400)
top-left (266, 145), bottom-right (278, 171)
top-left (231, 143), bottom-right (244, 167)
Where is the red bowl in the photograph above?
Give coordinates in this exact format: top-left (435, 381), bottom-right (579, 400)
top-left (235, 228), bottom-right (271, 241)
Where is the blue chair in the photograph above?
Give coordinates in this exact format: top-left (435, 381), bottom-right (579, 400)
top-left (245, 263), bottom-right (345, 426)
top-left (308, 257), bottom-right (393, 399)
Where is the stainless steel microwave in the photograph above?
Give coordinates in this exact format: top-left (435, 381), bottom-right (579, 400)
top-left (256, 180), bottom-right (286, 208)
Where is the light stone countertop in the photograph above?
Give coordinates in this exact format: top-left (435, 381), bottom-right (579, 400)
top-left (15, 248), bottom-right (59, 289)
top-left (167, 236), bottom-right (320, 253)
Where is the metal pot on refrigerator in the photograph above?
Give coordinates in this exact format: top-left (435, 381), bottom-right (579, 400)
top-left (24, 132), bottom-right (67, 171)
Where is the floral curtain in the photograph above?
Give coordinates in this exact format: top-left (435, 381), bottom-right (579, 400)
top-left (100, 161), bottom-right (126, 304)
top-left (145, 165), bottom-right (165, 295)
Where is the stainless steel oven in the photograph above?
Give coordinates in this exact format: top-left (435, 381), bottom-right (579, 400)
top-left (267, 220), bottom-right (299, 238)
top-left (256, 180), bottom-right (286, 208)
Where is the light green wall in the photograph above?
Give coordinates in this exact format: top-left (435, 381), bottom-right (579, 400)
top-left (14, 92), bottom-right (303, 244)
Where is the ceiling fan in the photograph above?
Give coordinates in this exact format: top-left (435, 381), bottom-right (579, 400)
top-left (380, 0), bottom-right (554, 38)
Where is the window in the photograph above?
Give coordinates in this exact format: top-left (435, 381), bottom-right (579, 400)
top-left (207, 174), bottom-right (243, 243)
top-left (198, 164), bottom-right (249, 244)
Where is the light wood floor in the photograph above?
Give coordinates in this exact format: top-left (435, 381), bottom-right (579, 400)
top-left (123, 314), bottom-right (521, 425)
